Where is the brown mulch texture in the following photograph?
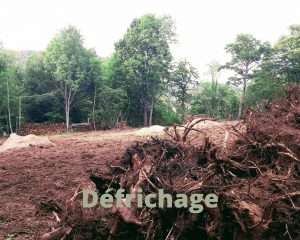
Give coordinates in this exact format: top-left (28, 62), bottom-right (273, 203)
top-left (0, 129), bottom-right (144, 239)
top-left (1, 85), bottom-right (300, 240)
top-left (40, 86), bottom-right (300, 240)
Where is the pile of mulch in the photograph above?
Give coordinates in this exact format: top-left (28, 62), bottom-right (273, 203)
top-left (41, 86), bottom-right (300, 240)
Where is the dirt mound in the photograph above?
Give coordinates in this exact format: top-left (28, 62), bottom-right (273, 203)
top-left (186, 119), bottom-right (223, 128)
top-left (0, 134), bottom-right (54, 153)
top-left (135, 125), bottom-right (165, 136)
top-left (41, 86), bottom-right (300, 240)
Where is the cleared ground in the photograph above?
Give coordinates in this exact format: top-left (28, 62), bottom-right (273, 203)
top-left (0, 123), bottom-right (232, 239)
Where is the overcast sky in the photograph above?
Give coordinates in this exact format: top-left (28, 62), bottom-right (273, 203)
top-left (1, 0), bottom-right (300, 80)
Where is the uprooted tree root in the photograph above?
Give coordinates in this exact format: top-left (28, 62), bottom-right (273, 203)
top-left (41, 86), bottom-right (300, 240)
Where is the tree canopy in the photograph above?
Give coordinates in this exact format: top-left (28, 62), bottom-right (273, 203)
top-left (45, 26), bottom-right (101, 129)
top-left (0, 19), bottom-right (299, 133)
top-left (170, 59), bottom-right (199, 122)
top-left (115, 14), bottom-right (175, 126)
top-left (224, 34), bottom-right (271, 118)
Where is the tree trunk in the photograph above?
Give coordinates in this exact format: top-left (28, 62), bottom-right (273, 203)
top-left (65, 100), bottom-right (70, 130)
top-left (143, 99), bottom-right (148, 127)
top-left (64, 83), bottom-right (73, 131)
top-left (149, 81), bottom-right (156, 127)
top-left (18, 97), bottom-right (21, 133)
top-left (149, 96), bottom-right (154, 127)
top-left (66, 88), bottom-right (71, 131)
top-left (6, 76), bottom-right (13, 133)
top-left (237, 79), bottom-right (247, 120)
top-left (92, 85), bottom-right (97, 131)
top-left (181, 91), bottom-right (186, 124)
top-left (181, 99), bottom-right (185, 123)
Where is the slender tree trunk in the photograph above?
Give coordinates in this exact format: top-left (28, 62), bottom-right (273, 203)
top-left (65, 91), bottom-right (71, 131)
top-left (149, 80), bottom-right (156, 127)
top-left (149, 98), bottom-right (154, 127)
top-left (6, 76), bottom-right (13, 133)
top-left (237, 79), bottom-right (247, 120)
top-left (181, 91), bottom-right (186, 123)
top-left (15, 113), bottom-right (18, 133)
top-left (65, 100), bottom-right (70, 130)
top-left (181, 99), bottom-right (185, 123)
top-left (18, 97), bottom-right (21, 133)
top-left (143, 98), bottom-right (148, 127)
top-left (149, 84), bottom-right (156, 127)
top-left (92, 85), bottom-right (97, 131)
top-left (64, 83), bottom-right (73, 131)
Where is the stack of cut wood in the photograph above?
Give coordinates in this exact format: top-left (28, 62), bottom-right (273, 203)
top-left (19, 123), bottom-right (66, 136)
top-left (70, 123), bottom-right (92, 132)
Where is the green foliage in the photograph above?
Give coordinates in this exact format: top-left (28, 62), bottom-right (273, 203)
top-left (170, 59), bottom-right (198, 122)
top-left (154, 98), bottom-right (181, 125)
top-left (45, 26), bottom-right (87, 88)
top-left (0, 48), bottom-right (8, 132)
top-left (101, 53), bottom-right (126, 89)
top-left (0, 49), bottom-right (24, 133)
top-left (1, 21), bottom-right (300, 131)
top-left (43, 111), bottom-right (65, 123)
top-left (224, 34), bottom-right (271, 86)
top-left (115, 14), bottom-right (175, 126)
top-left (22, 52), bottom-right (62, 123)
top-left (44, 25), bottom-right (101, 129)
top-left (274, 24), bottom-right (300, 84)
top-left (245, 24), bottom-right (300, 106)
top-left (206, 60), bottom-right (221, 93)
top-left (246, 78), bottom-right (285, 107)
top-left (246, 59), bottom-right (285, 106)
top-left (93, 86), bottom-right (127, 129)
top-left (223, 33), bottom-right (272, 118)
top-left (83, 49), bottom-right (102, 90)
top-left (190, 82), bottom-right (239, 119)
top-left (24, 52), bottom-right (55, 94)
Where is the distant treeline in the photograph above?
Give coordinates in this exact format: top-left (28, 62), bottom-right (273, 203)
top-left (0, 14), bottom-right (299, 133)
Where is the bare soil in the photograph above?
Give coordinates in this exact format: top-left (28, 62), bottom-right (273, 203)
top-left (0, 129), bottom-right (148, 239)
top-left (0, 122), bottom-right (246, 239)
top-left (1, 87), bottom-right (299, 240)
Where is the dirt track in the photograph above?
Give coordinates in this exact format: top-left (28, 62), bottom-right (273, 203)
top-left (0, 124), bottom-right (231, 239)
